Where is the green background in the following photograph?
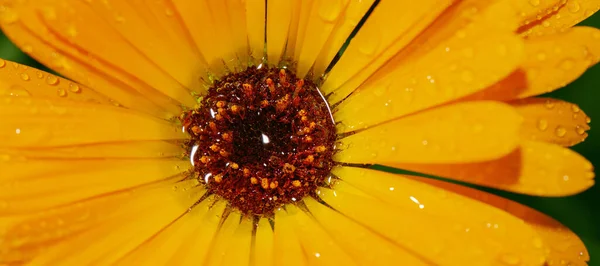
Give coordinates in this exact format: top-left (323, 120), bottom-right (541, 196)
top-left (1, 12), bottom-right (599, 265)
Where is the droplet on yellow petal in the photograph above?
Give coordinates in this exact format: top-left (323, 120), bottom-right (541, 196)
top-left (0, 159), bottom-right (192, 214)
top-left (0, 97), bottom-right (186, 148)
top-left (0, 140), bottom-right (185, 159)
top-left (6, 1), bottom-right (200, 108)
top-left (293, 0), bottom-right (350, 78)
top-left (114, 196), bottom-right (216, 266)
top-left (518, 0), bottom-right (600, 37)
top-left (303, 197), bottom-right (428, 265)
top-left (335, 101), bottom-right (521, 164)
top-left (267, 0), bottom-right (293, 66)
top-left (512, 98), bottom-right (590, 146)
top-left (322, 0), bottom-right (517, 104)
top-left (472, 27), bottom-right (600, 102)
top-left (0, 12), bottom-right (181, 118)
top-left (203, 212), bottom-right (248, 266)
top-left (332, 30), bottom-right (524, 130)
top-left (273, 208), bottom-right (308, 266)
top-left (315, 169), bottom-right (548, 266)
top-left (418, 177), bottom-right (590, 266)
top-left (0, 60), bottom-right (110, 104)
top-left (0, 177), bottom-right (201, 265)
top-left (253, 218), bottom-right (275, 266)
top-left (393, 141), bottom-right (594, 196)
top-left (246, 0), bottom-right (266, 63)
top-left (169, 200), bottom-right (227, 265)
top-left (321, 0), bottom-right (455, 96)
top-left (287, 204), bottom-right (357, 265)
top-left (311, 0), bottom-right (375, 77)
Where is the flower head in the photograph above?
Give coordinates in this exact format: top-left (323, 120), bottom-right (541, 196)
top-left (0, 0), bottom-right (598, 265)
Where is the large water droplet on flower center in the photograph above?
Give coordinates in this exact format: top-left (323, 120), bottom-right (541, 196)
top-left (182, 66), bottom-right (336, 216)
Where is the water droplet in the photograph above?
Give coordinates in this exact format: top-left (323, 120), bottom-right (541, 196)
top-left (536, 52), bottom-right (547, 61)
top-left (461, 70), bottom-right (474, 83)
top-left (0, 59), bottom-right (5, 68)
top-left (567, 1), bottom-right (581, 13)
top-left (36, 71), bottom-right (44, 79)
top-left (358, 29), bottom-right (381, 56)
top-left (318, 0), bottom-right (342, 22)
top-left (529, 0), bottom-right (540, 7)
top-left (20, 73), bottom-right (30, 81)
top-left (559, 59), bottom-right (574, 70)
top-left (5, 85), bottom-right (31, 97)
top-left (537, 119), bottom-right (548, 131)
top-left (57, 88), bottom-right (67, 97)
top-left (499, 253), bottom-right (521, 265)
top-left (555, 126), bottom-right (567, 137)
top-left (69, 83), bottom-right (81, 93)
top-left (575, 125), bottom-right (586, 135)
top-left (544, 100), bottom-right (555, 109)
top-left (532, 237), bottom-right (544, 248)
top-left (46, 75), bottom-right (59, 86)
top-left (571, 104), bottom-right (580, 113)
top-left (165, 8), bottom-right (174, 16)
top-left (0, 10), bottom-right (19, 24)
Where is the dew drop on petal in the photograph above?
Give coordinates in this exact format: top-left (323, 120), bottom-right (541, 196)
top-left (529, 0), bottom-right (540, 7)
top-left (5, 85), bottom-right (31, 97)
top-left (20, 73), bottom-right (30, 81)
top-left (45, 75), bottom-right (59, 86)
top-left (499, 253), bottom-right (521, 265)
top-left (0, 59), bottom-right (5, 68)
top-left (69, 83), bottom-right (81, 93)
top-left (57, 88), bottom-right (67, 97)
top-left (537, 119), bottom-right (549, 131)
top-left (555, 126), bottom-right (567, 137)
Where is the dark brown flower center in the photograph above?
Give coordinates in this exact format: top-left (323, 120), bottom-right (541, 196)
top-left (182, 66), bottom-right (336, 216)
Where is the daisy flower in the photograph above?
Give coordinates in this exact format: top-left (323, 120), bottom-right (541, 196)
top-left (0, 0), bottom-right (599, 265)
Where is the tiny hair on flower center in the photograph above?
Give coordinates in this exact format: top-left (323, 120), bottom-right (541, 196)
top-left (182, 66), bottom-right (336, 216)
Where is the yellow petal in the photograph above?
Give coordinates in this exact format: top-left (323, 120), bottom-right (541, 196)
top-left (471, 27), bottom-right (600, 101)
top-left (303, 197), bottom-right (428, 265)
top-left (287, 204), bottom-right (357, 265)
top-left (114, 196), bottom-right (216, 266)
top-left (509, 0), bottom-right (565, 28)
top-left (335, 101), bottom-right (521, 164)
top-left (0, 177), bottom-right (200, 264)
top-left (203, 212), bottom-right (249, 266)
top-left (333, 31), bottom-right (523, 130)
top-left (393, 141), bottom-right (595, 196)
top-left (322, 0), bottom-right (518, 104)
top-left (311, 0), bottom-right (376, 76)
top-left (0, 96), bottom-right (185, 148)
top-left (0, 159), bottom-right (191, 214)
top-left (512, 98), bottom-right (590, 146)
top-left (273, 208), bottom-right (308, 266)
top-left (169, 200), bottom-right (227, 265)
top-left (293, 0), bottom-right (350, 78)
top-left (0, 60), bottom-right (110, 104)
top-left (519, 0), bottom-right (600, 37)
top-left (1, 1), bottom-right (200, 109)
top-left (246, 0), bottom-right (266, 62)
top-left (320, 0), bottom-right (455, 96)
top-left (0, 140), bottom-right (184, 159)
top-left (321, 167), bottom-right (548, 265)
top-left (219, 216), bottom-right (253, 266)
top-left (418, 177), bottom-right (590, 266)
top-left (267, 0), bottom-right (293, 66)
top-left (0, 7), bottom-right (184, 117)
top-left (253, 218), bottom-right (275, 266)
top-left (26, 178), bottom-right (202, 266)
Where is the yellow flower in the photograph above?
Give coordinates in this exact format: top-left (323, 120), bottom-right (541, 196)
top-left (0, 0), bottom-right (598, 265)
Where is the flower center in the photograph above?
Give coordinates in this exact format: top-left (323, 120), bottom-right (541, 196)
top-left (183, 66), bottom-right (336, 216)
